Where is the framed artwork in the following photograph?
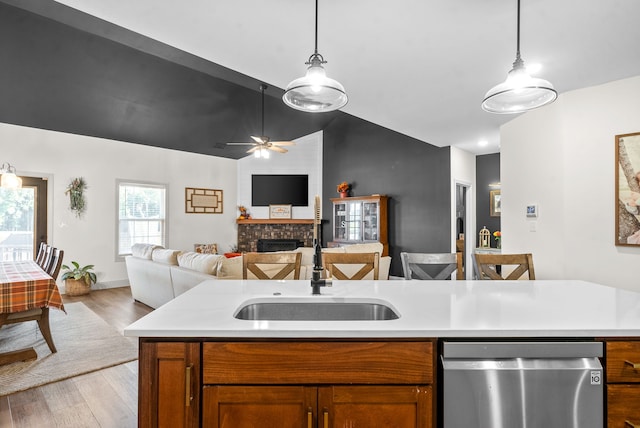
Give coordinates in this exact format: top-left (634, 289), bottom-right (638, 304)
top-left (490, 190), bottom-right (501, 217)
top-left (526, 204), bottom-right (538, 218)
top-left (615, 132), bottom-right (640, 246)
top-left (269, 204), bottom-right (292, 219)
top-left (185, 188), bottom-right (223, 214)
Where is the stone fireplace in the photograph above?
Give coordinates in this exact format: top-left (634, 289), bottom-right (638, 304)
top-left (237, 219), bottom-right (315, 252)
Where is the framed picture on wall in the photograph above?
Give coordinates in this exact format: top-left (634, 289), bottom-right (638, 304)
top-left (490, 190), bottom-right (501, 217)
top-left (615, 132), bottom-right (640, 246)
top-left (269, 204), bottom-right (292, 219)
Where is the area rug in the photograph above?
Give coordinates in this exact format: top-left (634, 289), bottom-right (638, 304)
top-left (0, 302), bottom-right (138, 396)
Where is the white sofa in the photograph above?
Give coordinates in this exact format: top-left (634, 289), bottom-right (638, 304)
top-left (125, 242), bottom-right (391, 309)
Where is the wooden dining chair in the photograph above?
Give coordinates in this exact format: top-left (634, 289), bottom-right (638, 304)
top-left (322, 252), bottom-right (380, 280)
top-left (400, 252), bottom-right (463, 280)
top-left (46, 248), bottom-right (64, 280)
top-left (35, 242), bottom-right (47, 264)
top-left (242, 252), bottom-right (302, 280)
top-left (474, 253), bottom-right (535, 280)
top-left (37, 244), bottom-right (52, 269)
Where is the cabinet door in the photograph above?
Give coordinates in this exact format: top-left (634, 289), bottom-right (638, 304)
top-left (607, 385), bottom-right (640, 428)
top-left (138, 341), bottom-right (200, 428)
top-left (333, 202), bottom-right (348, 241)
top-left (202, 386), bottom-right (317, 428)
top-left (318, 385), bottom-right (432, 428)
top-left (362, 201), bottom-right (379, 241)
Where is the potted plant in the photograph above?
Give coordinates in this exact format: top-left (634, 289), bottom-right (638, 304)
top-left (61, 261), bottom-right (97, 296)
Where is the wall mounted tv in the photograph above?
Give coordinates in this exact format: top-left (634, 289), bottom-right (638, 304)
top-left (252, 174), bottom-right (309, 207)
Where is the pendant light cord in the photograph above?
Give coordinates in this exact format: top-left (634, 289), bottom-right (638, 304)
top-left (260, 84), bottom-right (267, 137)
top-left (513, 0), bottom-right (523, 67)
top-left (314, 0), bottom-right (319, 55)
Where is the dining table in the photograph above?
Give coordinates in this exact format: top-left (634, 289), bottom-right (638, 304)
top-left (0, 260), bottom-right (65, 366)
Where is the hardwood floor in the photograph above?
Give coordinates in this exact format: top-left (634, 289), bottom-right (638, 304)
top-left (0, 287), bottom-right (152, 428)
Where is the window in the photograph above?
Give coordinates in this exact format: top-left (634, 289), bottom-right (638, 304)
top-left (117, 181), bottom-right (167, 257)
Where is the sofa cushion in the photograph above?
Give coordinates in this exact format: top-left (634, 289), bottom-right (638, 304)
top-left (343, 242), bottom-right (384, 254)
top-left (217, 255), bottom-right (243, 279)
top-left (295, 246), bottom-right (346, 266)
top-left (177, 251), bottom-right (224, 275)
top-left (151, 248), bottom-right (181, 265)
top-left (131, 243), bottom-right (163, 259)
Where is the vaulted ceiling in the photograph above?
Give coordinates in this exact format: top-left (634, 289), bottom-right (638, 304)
top-left (2, 0), bottom-right (640, 157)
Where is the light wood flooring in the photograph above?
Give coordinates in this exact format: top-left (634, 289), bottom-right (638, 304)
top-left (0, 287), bottom-right (153, 428)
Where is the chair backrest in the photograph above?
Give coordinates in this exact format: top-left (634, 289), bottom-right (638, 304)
top-left (474, 253), bottom-right (535, 280)
top-left (46, 248), bottom-right (64, 280)
top-left (242, 252), bottom-right (302, 280)
top-left (400, 252), bottom-right (463, 280)
top-left (39, 245), bottom-right (54, 270)
top-left (322, 252), bottom-right (379, 280)
top-left (35, 242), bottom-right (47, 264)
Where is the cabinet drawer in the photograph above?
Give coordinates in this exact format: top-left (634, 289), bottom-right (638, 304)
top-left (607, 341), bottom-right (640, 383)
top-left (203, 341), bottom-right (434, 385)
top-left (607, 385), bottom-right (640, 428)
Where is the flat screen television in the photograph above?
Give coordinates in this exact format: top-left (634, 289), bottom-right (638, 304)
top-left (252, 174), bottom-right (308, 206)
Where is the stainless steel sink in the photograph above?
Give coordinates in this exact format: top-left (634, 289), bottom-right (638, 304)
top-left (234, 298), bottom-right (400, 321)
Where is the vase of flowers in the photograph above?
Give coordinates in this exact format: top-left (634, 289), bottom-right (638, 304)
top-left (337, 181), bottom-right (350, 198)
top-left (493, 230), bottom-right (501, 249)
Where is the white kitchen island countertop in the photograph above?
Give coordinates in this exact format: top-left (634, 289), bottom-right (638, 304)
top-left (123, 279), bottom-right (640, 338)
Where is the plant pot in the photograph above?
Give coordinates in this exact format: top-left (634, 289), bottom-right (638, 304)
top-left (65, 278), bottom-right (91, 296)
top-left (340, 192), bottom-right (348, 199)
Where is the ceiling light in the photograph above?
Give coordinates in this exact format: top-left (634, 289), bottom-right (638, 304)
top-left (482, 0), bottom-right (557, 114)
top-left (478, 140), bottom-right (489, 147)
top-left (0, 162), bottom-right (22, 189)
top-left (283, 0), bottom-right (347, 113)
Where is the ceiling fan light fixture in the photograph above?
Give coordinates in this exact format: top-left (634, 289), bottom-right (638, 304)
top-left (283, 0), bottom-right (347, 113)
top-left (482, 0), bottom-right (557, 114)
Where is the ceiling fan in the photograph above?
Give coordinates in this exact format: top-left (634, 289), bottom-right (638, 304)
top-left (226, 84), bottom-right (295, 158)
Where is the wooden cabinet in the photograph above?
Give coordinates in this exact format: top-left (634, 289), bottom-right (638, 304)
top-left (201, 340), bottom-right (434, 428)
top-left (203, 385), bottom-right (431, 428)
top-left (329, 195), bottom-right (389, 256)
top-left (606, 340), bottom-right (640, 427)
top-left (138, 341), bottom-right (200, 428)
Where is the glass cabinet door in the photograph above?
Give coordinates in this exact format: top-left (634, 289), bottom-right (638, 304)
top-left (346, 201), bottom-right (362, 241)
top-left (334, 203), bottom-right (347, 240)
top-left (362, 202), bottom-right (379, 241)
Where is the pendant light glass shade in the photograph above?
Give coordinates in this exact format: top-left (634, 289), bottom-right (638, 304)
top-left (482, 56), bottom-right (557, 114)
top-left (283, 0), bottom-right (347, 113)
top-left (482, 0), bottom-right (557, 114)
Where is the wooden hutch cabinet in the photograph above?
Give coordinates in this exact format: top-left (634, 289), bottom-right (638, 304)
top-left (329, 195), bottom-right (389, 256)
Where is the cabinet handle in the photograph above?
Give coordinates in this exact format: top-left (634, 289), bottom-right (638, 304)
top-left (625, 360), bottom-right (640, 369)
top-left (625, 421), bottom-right (639, 428)
top-left (307, 408), bottom-right (313, 428)
top-left (185, 364), bottom-right (193, 407)
top-left (323, 409), bottom-right (329, 428)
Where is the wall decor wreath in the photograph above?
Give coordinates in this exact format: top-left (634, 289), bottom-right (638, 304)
top-left (66, 177), bottom-right (87, 217)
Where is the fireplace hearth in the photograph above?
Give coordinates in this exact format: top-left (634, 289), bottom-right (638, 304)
top-left (236, 219), bottom-right (315, 252)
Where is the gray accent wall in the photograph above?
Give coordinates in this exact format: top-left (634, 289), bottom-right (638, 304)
top-left (322, 115), bottom-right (452, 277)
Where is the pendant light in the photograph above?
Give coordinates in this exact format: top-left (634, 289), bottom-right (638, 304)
top-left (482, 0), bottom-right (557, 114)
top-left (282, 0), bottom-right (347, 113)
top-left (0, 162), bottom-right (22, 189)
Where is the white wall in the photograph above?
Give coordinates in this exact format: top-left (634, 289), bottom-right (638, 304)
top-left (0, 122), bottom-right (237, 289)
top-left (501, 75), bottom-right (640, 291)
top-left (450, 146), bottom-right (476, 278)
top-left (237, 131), bottom-right (323, 219)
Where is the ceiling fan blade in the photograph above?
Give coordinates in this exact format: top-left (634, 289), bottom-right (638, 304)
top-left (269, 146), bottom-right (288, 153)
top-left (270, 141), bottom-right (296, 146)
top-left (246, 146), bottom-right (260, 153)
top-left (251, 136), bottom-right (266, 144)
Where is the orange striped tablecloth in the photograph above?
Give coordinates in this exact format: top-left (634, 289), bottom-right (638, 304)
top-left (0, 260), bottom-right (65, 314)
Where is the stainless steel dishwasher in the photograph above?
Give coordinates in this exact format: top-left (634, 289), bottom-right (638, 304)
top-left (442, 341), bottom-right (603, 428)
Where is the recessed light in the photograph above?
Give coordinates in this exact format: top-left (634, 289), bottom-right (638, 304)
top-left (478, 140), bottom-right (489, 147)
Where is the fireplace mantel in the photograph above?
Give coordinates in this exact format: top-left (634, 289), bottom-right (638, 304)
top-left (236, 219), bottom-right (314, 225)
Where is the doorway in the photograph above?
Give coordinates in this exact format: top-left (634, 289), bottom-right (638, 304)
top-left (455, 182), bottom-right (472, 279)
top-left (0, 176), bottom-right (48, 261)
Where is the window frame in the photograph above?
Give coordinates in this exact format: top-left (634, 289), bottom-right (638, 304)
top-left (116, 179), bottom-right (169, 261)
